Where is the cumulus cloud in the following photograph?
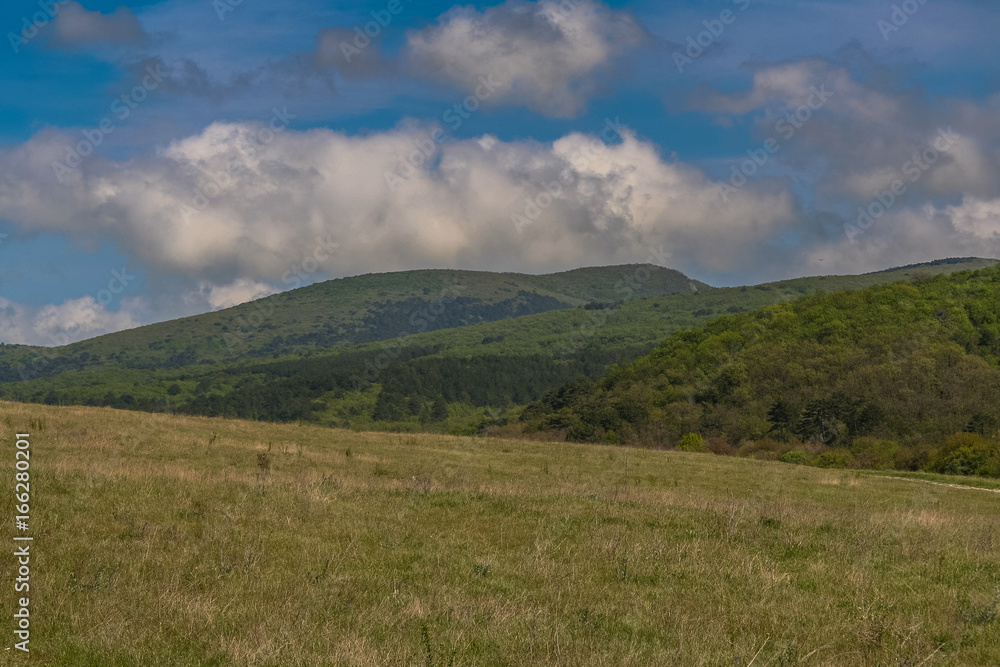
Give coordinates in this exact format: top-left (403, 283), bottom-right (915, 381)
top-left (692, 57), bottom-right (1000, 205)
top-left (195, 279), bottom-right (279, 310)
top-left (0, 295), bottom-right (145, 346)
top-left (404, 0), bottom-right (647, 117)
top-left (945, 197), bottom-right (1000, 241)
top-left (0, 121), bottom-right (795, 301)
top-left (50, 2), bottom-right (146, 48)
top-left (794, 199), bottom-right (1000, 279)
top-left (678, 54), bottom-right (1000, 280)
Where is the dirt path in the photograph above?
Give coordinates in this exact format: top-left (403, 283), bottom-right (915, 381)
top-left (868, 473), bottom-right (1000, 495)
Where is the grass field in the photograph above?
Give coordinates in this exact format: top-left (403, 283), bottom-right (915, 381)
top-left (2, 401), bottom-right (999, 665)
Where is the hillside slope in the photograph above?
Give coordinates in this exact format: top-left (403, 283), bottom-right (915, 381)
top-left (519, 263), bottom-right (1000, 474)
top-left (0, 264), bottom-right (703, 377)
top-left (2, 258), bottom-right (996, 434)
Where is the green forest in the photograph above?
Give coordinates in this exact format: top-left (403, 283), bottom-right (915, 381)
top-left (517, 265), bottom-right (1000, 477)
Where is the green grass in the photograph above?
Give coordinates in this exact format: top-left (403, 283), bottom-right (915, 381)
top-left (2, 401), bottom-right (999, 665)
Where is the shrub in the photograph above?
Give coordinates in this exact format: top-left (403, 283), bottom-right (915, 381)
top-left (737, 438), bottom-right (786, 460)
top-left (705, 436), bottom-right (737, 456)
top-left (928, 432), bottom-right (1000, 477)
top-left (894, 444), bottom-right (931, 471)
top-left (256, 451), bottom-right (272, 475)
top-left (814, 450), bottom-right (852, 469)
top-left (677, 433), bottom-right (707, 452)
top-left (850, 437), bottom-right (900, 470)
top-left (780, 450), bottom-right (811, 465)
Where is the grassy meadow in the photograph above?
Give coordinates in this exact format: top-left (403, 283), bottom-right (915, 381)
top-left (2, 401), bottom-right (1000, 665)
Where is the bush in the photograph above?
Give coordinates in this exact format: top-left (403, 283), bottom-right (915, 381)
top-left (737, 438), bottom-right (786, 460)
top-left (706, 436), bottom-right (737, 456)
top-left (780, 450), bottom-right (811, 465)
top-left (814, 450), bottom-right (853, 469)
top-left (850, 437), bottom-right (900, 470)
top-left (677, 433), bottom-right (707, 452)
top-left (928, 432), bottom-right (1000, 477)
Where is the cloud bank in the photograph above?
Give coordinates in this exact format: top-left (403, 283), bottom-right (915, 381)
top-left (691, 57), bottom-right (1000, 275)
top-left (404, 0), bottom-right (647, 117)
top-left (0, 118), bottom-right (797, 343)
top-left (0, 295), bottom-right (145, 348)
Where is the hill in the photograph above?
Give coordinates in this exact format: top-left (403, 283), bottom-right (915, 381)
top-left (1, 258), bottom-right (996, 433)
top-left (0, 264), bottom-right (705, 376)
top-left (4, 400), bottom-right (1000, 664)
top-left (517, 263), bottom-right (1000, 477)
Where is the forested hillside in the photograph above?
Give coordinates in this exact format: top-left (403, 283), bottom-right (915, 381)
top-left (0, 264), bottom-right (704, 377)
top-left (518, 265), bottom-right (1000, 477)
top-left (2, 258), bottom-right (996, 443)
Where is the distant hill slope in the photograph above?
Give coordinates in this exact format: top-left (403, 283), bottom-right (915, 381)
top-left (1, 258), bottom-right (996, 433)
top-left (323, 257), bottom-right (1000, 362)
top-left (518, 263), bottom-right (1000, 461)
top-left (0, 264), bottom-right (704, 378)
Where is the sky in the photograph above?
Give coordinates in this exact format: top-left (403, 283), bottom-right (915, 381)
top-left (1, 0), bottom-right (999, 346)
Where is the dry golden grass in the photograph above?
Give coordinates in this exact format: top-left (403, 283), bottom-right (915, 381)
top-left (0, 401), bottom-right (999, 665)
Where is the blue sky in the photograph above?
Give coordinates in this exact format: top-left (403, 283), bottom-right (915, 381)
top-left (1, 0), bottom-right (999, 345)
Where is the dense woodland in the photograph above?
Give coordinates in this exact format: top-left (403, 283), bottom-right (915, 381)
top-left (517, 266), bottom-right (1000, 477)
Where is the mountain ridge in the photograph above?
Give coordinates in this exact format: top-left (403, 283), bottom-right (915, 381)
top-left (3, 257), bottom-right (997, 434)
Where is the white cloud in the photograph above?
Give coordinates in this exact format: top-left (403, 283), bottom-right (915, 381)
top-left (405, 0), bottom-right (646, 117)
top-left (691, 57), bottom-right (1000, 209)
top-left (198, 279), bottom-right (279, 310)
top-left (800, 201), bottom-right (1000, 278)
top-left (0, 296), bottom-right (145, 346)
top-left (946, 197), bottom-right (1000, 240)
top-left (0, 120), bottom-right (796, 308)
